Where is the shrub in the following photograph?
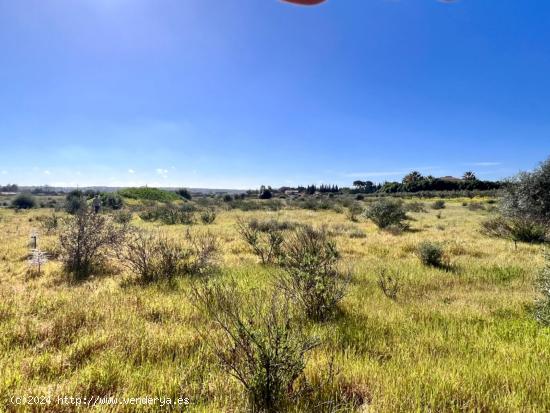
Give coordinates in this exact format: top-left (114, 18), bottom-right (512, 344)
top-left (406, 201), bottom-right (427, 213)
top-left (535, 250), bottom-right (550, 326)
top-left (431, 200), bottom-right (446, 210)
top-left (37, 213), bottom-right (60, 233)
top-left (277, 226), bottom-right (348, 321)
top-left (176, 188), bottom-right (192, 200)
top-left (481, 216), bottom-right (547, 244)
top-left (65, 190), bottom-right (87, 214)
top-left (346, 203), bottom-right (363, 222)
top-left (140, 204), bottom-right (196, 225)
top-left (467, 202), bottom-right (485, 211)
top-left (113, 210), bottom-right (132, 225)
top-left (11, 193), bottom-right (36, 209)
top-left (236, 219), bottom-right (286, 265)
top-left (417, 241), bottom-right (444, 267)
top-left (200, 209), bottom-right (217, 224)
top-left (101, 193), bottom-right (124, 210)
top-left (363, 198), bottom-right (407, 229)
top-left (191, 281), bottom-right (319, 412)
top-left (377, 269), bottom-right (401, 300)
top-left (120, 230), bottom-right (218, 283)
top-left (59, 211), bottom-right (124, 280)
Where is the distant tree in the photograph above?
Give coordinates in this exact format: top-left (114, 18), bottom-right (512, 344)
top-left (0, 183), bottom-right (18, 192)
top-left (463, 171), bottom-right (477, 181)
top-left (353, 180), bottom-right (366, 190)
top-left (259, 186), bottom-right (273, 200)
top-left (11, 193), bottom-right (36, 209)
top-left (402, 171), bottom-right (423, 184)
top-left (176, 188), bottom-right (192, 200)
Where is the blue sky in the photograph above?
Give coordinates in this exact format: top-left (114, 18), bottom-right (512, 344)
top-left (1, 0), bottom-right (549, 189)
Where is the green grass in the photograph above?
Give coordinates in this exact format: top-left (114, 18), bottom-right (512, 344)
top-left (0, 198), bottom-right (548, 412)
top-left (118, 187), bottom-right (180, 202)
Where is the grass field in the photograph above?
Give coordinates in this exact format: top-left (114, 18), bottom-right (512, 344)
top-left (0, 198), bottom-right (548, 412)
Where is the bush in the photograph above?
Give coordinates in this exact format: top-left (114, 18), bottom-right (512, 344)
top-left (37, 213), bottom-right (60, 233)
top-left (176, 188), bottom-right (192, 200)
top-left (406, 201), bottom-right (427, 213)
top-left (65, 190), bottom-right (87, 214)
top-left (139, 204), bottom-right (195, 225)
top-left (431, 200), bottom-right (446, 210)
top-left (113, 210), bottom-right (132, 225)
top-left (277, 226), bottom-right (348, 321)
top-left (535, 250), bottom-right (550, 326)
top-left (120, 230), bottom-right (218, 283)
top-left (481, 216), bottom-right (547, 244)
top-left (101, 193), bottom-right (124, 210)
top-left (11, 193), bottom-right (36, 209)
top-left (377, 269), bottom-right (401, 300)
top-left (417, 241), bottom-right (444, 267)
top-left (236, 219), bottom-right (286, 265)
top-left (200, 209), bottom-right (217, 224)
top-left (346, 203), bottom-right (363, 222)
top-left (191, 281), bottom-right (319, 412)
top-left (363, 198), bottom-right (407, 229)
top-left (59, 211), bottom-right (124, 279)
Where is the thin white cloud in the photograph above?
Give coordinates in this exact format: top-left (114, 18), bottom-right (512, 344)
top-left (343, 171), bottom-right (404, 178)
top-left (156, 168), bottom-right (169, 179)
top-left (1, 170), bottom-right (7, 175)
top-left (128, 169), bottom-right (135, 174)
top-left (469, 162), bottom-right (501, 167)
top-left (43, 170), bottom-right (51, 175)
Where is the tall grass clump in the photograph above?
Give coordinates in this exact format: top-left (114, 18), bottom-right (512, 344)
top-left (535, 250), bottom-right (550, 326)
top-left (119, 229), bottom-right (217, 283)
top-left (200, 209), bottom-right (217, 224)
top-left (277, 225), bottom-right (348, 321)
top-left (431, 200), bottom-right (446, 210)
top-left (377, 269), bottom-right (402, 300)
top-left (192, 280), bottom-right (319, 412)
top-left (363, 198), bottom-right (407, 229)
top-left (59, 211), bottom-right (124, 280)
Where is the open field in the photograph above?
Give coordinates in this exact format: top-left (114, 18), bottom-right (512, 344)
top-left (0, 198), bottom-right (548, 412)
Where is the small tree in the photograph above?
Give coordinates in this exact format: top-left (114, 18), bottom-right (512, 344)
top-left (100, 193), bottom-right (124, 210)
top-left (11, 193), bottom-right (36, 209)
top-left (463, 171), bottom-right (477, 181)
top-left (191, 280), bottom-right (319, 412)
top-left (377, 269), bottom-right (401, 300)
top-left (363, 198), bottom-right (407, 229)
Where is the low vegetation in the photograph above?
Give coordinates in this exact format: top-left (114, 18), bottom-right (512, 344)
top-left (118, 187), bottom-right (180, 202)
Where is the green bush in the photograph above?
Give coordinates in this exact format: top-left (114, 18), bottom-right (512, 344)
top-left (363, 198), bottom-right (407, 229)
top-left (481, 216), bottom-right (547, 243)
top-left (101, 193), bottom-right (124, 210)
top-left (118, 187), bottom-right (180, 202)
top-left (277, 226), bottom-right (348, 321)
top-left (417, 241), bottom-right (444, 267)
top-left (431, 200), bottom-right (446, 210)
top-left (11, 193), bottom-right (36, 209)
top-left (191, 281), bottom-right (319, 412)
top-left (65, 190), bottom-right (87, 214)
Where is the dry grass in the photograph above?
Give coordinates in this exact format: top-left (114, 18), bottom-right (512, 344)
top-left (0, 198), bottom-right (548, 412)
